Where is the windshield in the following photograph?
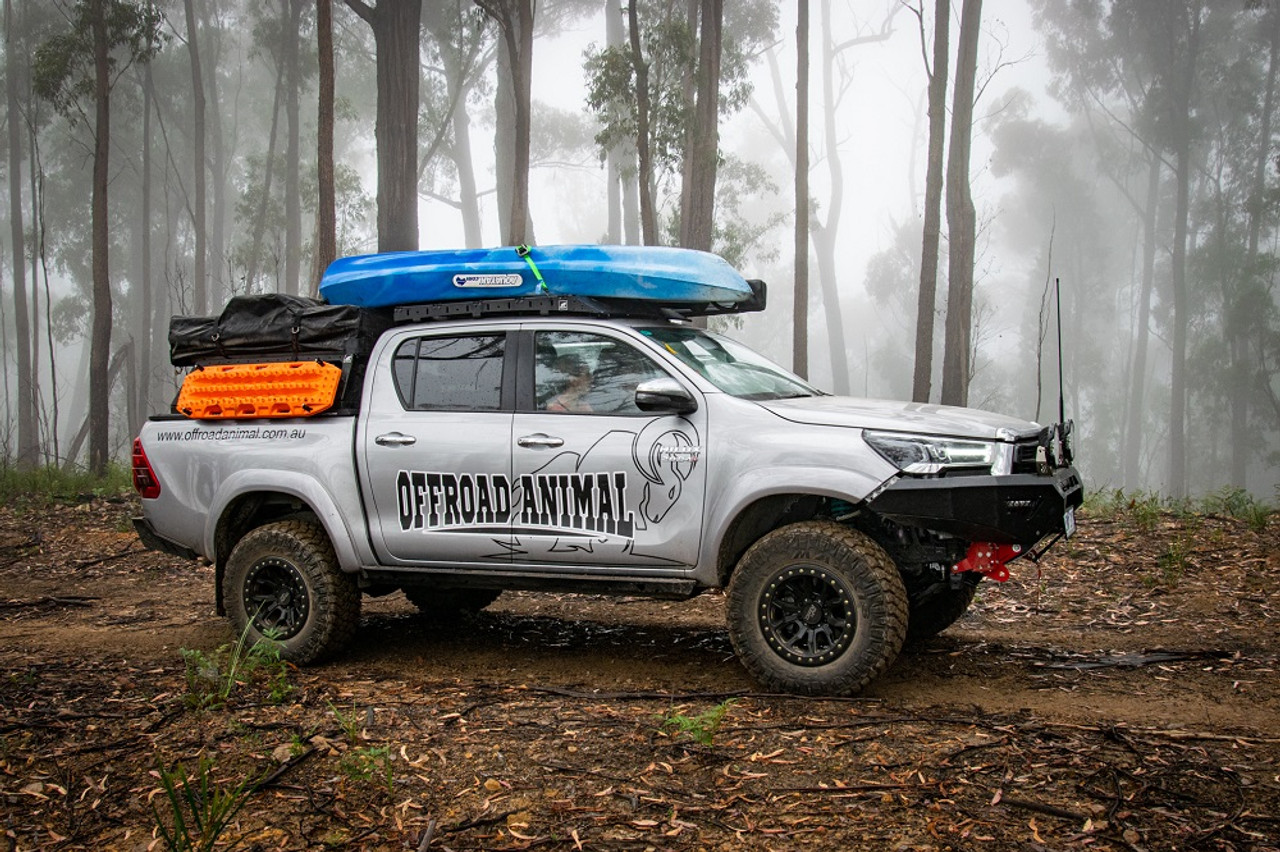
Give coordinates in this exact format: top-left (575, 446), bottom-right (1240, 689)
top-left (640, 327), bottom-right (822, 401)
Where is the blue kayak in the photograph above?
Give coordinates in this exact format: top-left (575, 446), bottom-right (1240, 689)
top-left (319, 245), bottom-right (754, 309)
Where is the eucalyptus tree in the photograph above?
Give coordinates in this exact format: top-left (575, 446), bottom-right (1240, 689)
top-left (33, 0), bottom-right (162, 474)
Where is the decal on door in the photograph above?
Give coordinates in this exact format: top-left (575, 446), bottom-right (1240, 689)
top-left (395, 469), bottom-right (635, 537)
top-left (390, 419), bottom-right (701, 564)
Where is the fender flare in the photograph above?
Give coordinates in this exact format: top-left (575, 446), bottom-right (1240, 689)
top-left (205, 470), bottom-right (371, 572)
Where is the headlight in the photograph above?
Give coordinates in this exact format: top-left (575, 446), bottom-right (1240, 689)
top-left (864, 431), bottom-right (995, 475)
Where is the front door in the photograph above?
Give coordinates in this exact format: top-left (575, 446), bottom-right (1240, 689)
top-left (360, 329), bottom-right (515, 566)
top-left (510, 329), bottom-right (707, 569)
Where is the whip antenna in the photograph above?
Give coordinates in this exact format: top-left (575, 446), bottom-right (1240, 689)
top-left (1054, 277), bottom-right (1071, 465)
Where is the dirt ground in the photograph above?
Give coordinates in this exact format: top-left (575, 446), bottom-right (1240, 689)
top-left (1, 497), bottom-right (1278, 851)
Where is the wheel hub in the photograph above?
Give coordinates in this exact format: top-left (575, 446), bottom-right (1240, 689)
top-left (759, 565), bottom-right (857, 667)
top-left (243, 556), bottom-right (310, 641)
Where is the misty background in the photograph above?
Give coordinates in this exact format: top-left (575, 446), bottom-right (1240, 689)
top-left (2, 0), bottom-right (1278, 501)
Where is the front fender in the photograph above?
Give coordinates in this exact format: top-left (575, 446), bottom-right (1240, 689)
top-left (697, 463), bottom-right (892, 584)
top-left (206, 470), bottom-right (372, 572)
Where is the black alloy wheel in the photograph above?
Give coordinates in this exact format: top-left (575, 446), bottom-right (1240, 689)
top-left (758, 565), bottom-right (857, 666)
top-left (243, 556), bottom-right (311, 640)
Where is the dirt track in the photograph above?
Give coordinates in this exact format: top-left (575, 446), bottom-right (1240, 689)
top-left (1, 497), bottom-right (1278, 850)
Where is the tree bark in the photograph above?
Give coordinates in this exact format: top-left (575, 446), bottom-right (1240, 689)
top-left (628, 0), bottom-right (658, 244)
top-left (1231, 7), bottom-right (1280, 488)
top-left (678, 0), bottom-right (722, 251)
top-left (184, 0), bottom-right (207, 314)
top-left (1123, 156), bottom-right (1160, 492)
top-left (912, 0), bottom-right (948, 404)
top-left (284, 0), bottom-right (304, 295)
top-left (345, 0), bottom-right (422, 252)
top-left (940, 0), bottom-right (981, 407)
top-left (315, 0), bottom-right (337, 288)
top-left (1168, 7), bottom-right (1201, 499)
top-left (202, 0), bottom-right (227, 308)
top-left (478, 0), bottom-right (535, 245)
top-left (245, 14), bottom-right (286, 292)
top-left (4, 0), bottom-right (37, 468)
top-left (813, 0), bottom-right (851, 395)
top-left (89, 0), bottom-right (112, 474)
top-left (793, 0), bottom-right (809, 380)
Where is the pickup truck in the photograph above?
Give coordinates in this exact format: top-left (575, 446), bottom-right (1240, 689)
top-left (132, 248), bottom-right (1082, 696)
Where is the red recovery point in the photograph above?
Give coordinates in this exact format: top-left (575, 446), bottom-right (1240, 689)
top-left (954, 542), bottom-right (1023, 582)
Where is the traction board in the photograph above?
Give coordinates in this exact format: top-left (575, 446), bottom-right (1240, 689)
top-left (177, 361), bottom-right (342, 419)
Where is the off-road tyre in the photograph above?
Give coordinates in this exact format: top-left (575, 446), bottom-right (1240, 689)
top-left (726, 521), bottom-right (909, 696)
top-left (224, 520), bottom-right (360, 665)
top-left (402, 587), bottom-right (501, 619)
top-left (905, 573), bottom-right (981, 644)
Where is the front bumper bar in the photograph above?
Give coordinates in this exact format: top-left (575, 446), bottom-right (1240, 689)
top-left (866, 466), bottom-right (1083, 547)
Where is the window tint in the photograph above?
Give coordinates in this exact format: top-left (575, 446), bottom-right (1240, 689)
top-left (534, 331), bottom-right (669, 415)
top-left (392, 334), bottom-right (505, 411)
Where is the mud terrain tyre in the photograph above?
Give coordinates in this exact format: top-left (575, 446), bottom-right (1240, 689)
top-left (726, 521), bottom-right (908, 696)
top-left (402, 587), bottom-right (501, 619)
top-left (905, 573), bottom-right (981, 644)
top-left (224, 520), bottom-right (360, 665)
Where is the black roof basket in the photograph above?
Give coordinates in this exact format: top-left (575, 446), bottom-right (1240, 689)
top-left (392, 279), bottom-right (767, 324)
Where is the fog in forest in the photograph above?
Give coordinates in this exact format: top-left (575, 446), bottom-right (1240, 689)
top-left (2, 0), bottom-right (1278, 501)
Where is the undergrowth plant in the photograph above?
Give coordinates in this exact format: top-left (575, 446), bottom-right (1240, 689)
top-left (181, 626), bottom-right (292, 710)
top-left (338, 745), bottom-right (394, 793)
top-left (659, 699), bottom-right (737, 747)
top-left (0, 463), bottom-right (132, 505)
top-left (151, 755), bottom-right (255, 852)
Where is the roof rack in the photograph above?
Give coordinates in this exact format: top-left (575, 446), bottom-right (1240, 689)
top-left (391, 279), bottom-right (767, 324)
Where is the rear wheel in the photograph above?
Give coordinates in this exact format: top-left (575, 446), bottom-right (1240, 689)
top-left (224, 520), bottom-right (359, 664)
top-left (726, 521), bottom-right (908, 696)
top-left (402, 586), bottom-right (501, 620)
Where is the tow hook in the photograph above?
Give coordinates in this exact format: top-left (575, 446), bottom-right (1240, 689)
top-left (954, 542), bottom-right (1023, 582)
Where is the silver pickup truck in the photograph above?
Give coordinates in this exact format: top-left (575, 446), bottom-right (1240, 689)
top-left (133, 285), bottom-right (1082, 696)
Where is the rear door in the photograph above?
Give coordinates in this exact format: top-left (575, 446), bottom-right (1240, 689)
top-left (359, 326), bottom-right (515, 566)
top-left (510, 326), bottom-right (708, 569)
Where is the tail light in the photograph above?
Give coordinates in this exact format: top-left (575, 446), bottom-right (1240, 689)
top-left (131, 438), bottom-right (161, 499)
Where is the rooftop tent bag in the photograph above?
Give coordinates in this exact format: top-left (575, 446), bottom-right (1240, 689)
top-left (168, 294), bottom-right (389, 367)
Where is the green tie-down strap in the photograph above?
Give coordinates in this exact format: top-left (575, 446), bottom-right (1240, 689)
top-left (515, 245), bottom-right (549, 293)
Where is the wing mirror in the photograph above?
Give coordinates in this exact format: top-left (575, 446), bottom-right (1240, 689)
top-left (635, 377), bottom-right (698, 414)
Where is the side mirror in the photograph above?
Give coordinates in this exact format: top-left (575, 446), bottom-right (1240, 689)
top-left (635, 377), bottom-right (698, 414)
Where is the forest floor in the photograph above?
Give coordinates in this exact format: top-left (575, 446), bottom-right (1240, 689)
top-left (0, 496), bottom-right (1278, 851)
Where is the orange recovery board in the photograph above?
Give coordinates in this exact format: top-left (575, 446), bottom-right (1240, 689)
top-left (177, 361), bottom-right (343, 419)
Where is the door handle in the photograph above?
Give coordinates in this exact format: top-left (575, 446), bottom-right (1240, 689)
top-left (375, 432), bottom-right (417, 447)
top-left (517, 433), bottom-right (564, 448)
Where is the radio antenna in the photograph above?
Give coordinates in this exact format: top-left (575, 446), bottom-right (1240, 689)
top-left (1055, 277), bottom-right (1070, 464)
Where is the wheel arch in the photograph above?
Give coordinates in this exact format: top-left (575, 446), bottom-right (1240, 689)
top-left (712, 491), bottom-right (851, 586)
top-left (207, 472), bottom-right (367, 612)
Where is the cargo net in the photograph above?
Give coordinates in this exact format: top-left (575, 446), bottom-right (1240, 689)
top-left (176, 361), bottom-right (343, 419)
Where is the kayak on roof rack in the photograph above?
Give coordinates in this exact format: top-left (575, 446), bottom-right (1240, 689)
top-left (318, 244), bottom-right (757, 310)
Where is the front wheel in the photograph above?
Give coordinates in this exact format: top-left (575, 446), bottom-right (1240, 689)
top-left (223, 520), bottom-right (360, 664)
top-left (726, 521), bottom-right (908, 696)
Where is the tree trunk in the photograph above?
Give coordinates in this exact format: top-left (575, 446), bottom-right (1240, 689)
top-left (89, 0), bottom-right (112, 474)
top-left (139, 63), bottom-right (154, 433)
top-left (1168, 9), bottom-right (1201, 499)
top-left (1231, 7), bottom-right (1280, 488)
top-left (1123, 156), bottom-right (1160, 492)
top-left (678, 0), bottom-right (722, 251)
top-left (628, 0), bottom-right (658, 244)
top-left (184, 0), bottom-right (207, 315)
top-left (912, 0), bottom-right (948, 404)
top-left (480, 0), bottom-right (535, 245)
top-left (346, 0), bottom-right (422, 252)
top-left (201, 0), bottom-right (227, 308)
top-left (4, 0), bottom-right (37, 468)
top-left (793, 0), bottom-right (809, 380)
top-left (284, 0), bottom-right (304, 295)
top-left (245, 20), bottom-right (285, 292)
top-left (814, 0), bottom-right (850, 395)
top-left (940, 0), bottom-right (981, 407)
top-left (315, 0), bottom-right (337, 288)
top-left (605, 0), bottom-right (625, 244)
